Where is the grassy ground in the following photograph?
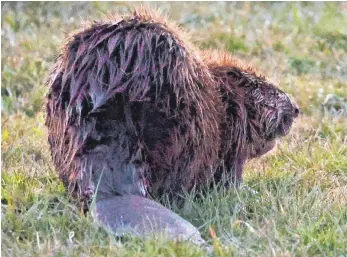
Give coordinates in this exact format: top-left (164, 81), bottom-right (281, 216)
top-left (1, 2), bottom-right (347, 256)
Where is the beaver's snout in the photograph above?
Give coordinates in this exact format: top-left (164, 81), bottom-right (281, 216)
top-left (292, 101), bottom-right (300, 118)
top-left (277, 98), bottom-right (299, 137)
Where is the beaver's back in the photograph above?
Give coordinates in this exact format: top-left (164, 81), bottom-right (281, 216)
top-left (46, 10), bottom-right (222, 204)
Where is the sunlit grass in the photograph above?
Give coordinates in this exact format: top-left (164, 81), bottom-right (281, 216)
top-left (2, 2), bottom-right (347, 256)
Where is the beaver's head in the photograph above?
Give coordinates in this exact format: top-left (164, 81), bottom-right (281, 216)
top-left (207, 63), bottom-right (299, 184)
top-left (204, 50), bottom-right (299, 184)
top-left (223, 67), bottom-right (299, 160)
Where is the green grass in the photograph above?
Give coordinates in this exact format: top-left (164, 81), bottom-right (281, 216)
top-left (1, 2), bottom-right (347, 256)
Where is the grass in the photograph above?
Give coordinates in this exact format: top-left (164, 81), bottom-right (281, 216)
top-left (1, 2), bottom-right (347, 256)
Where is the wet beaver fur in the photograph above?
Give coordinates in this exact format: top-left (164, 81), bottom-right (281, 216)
top-left (46, 9), bottom-right (221, 208)
top-left (203, 51), bottom-right (299, 186)
top-left (45, 9), bottom-right (299, 210)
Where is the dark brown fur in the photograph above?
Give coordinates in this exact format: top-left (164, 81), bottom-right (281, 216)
top-left (45, 10), bottom-right (298, 209)
top-left (46, 10), bottom-right (222, 208)
top-left (203, 51), bottom-right (299, 185)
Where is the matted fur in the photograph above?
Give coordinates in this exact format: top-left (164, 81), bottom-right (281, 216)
top-left (46, 9), bottom-right (299, 209)
top-left (46, 8), bottom-right (222, 207)
top-left (203, 50), bottom-right (299, 184)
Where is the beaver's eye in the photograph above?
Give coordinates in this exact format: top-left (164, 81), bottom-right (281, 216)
top-left (227, 70), bottom-right (237, 77)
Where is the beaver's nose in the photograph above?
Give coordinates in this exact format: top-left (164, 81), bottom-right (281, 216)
top-left (292, 102), bottom-right (300, 118)
top-left (293, 107), bottom-right (299, 118)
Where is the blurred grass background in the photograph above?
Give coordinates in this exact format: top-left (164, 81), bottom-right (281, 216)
top-left (1, 2), bottom-right (347, 256)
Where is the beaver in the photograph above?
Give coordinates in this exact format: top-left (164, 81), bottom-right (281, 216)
top-left (45, 9), bottom-right (299, 242)
top-left (45, 9), bottom-right (221, 206)
top-left (203, 51), bottom-right (299, 186)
